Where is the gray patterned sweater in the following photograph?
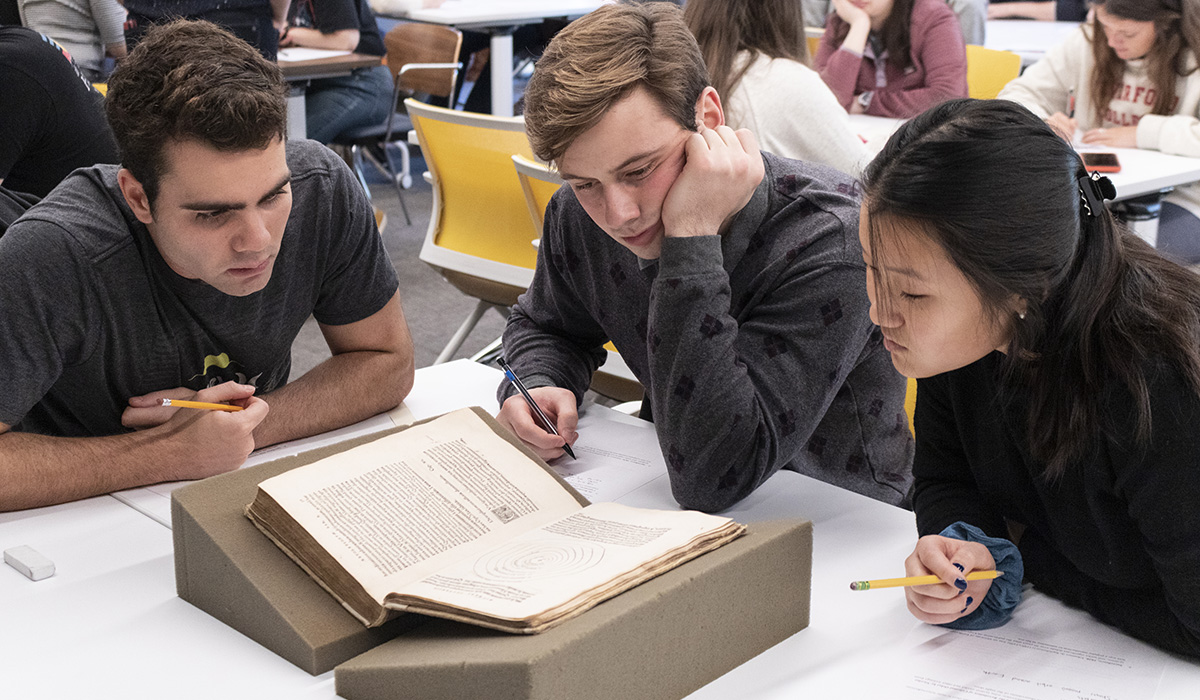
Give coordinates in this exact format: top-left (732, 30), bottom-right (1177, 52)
top-left (500, 152), bottom-right (913, 511)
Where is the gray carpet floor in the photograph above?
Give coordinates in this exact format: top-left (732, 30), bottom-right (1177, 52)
top-left (289, 150), bottom-right (509, 379)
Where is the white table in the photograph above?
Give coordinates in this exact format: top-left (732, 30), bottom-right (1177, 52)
top-left (846, 113), bottom-right (1200, 245)
top-left (278, 51), bottom-right (384, 140)
top-left (2, 360), bottom-right (1198, 698)
top-left (985, 19), bottom-right (1082, 68)
top-left (374, 0), bottom-right (606, 117)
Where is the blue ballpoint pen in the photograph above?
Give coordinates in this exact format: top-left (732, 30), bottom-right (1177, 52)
top-left (498, 357), bottom-right (577, 459)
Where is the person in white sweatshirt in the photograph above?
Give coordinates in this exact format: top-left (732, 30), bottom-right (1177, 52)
top-left (685, 0), bottom-right (870, 177)
top-left (998, 0), bottom-right (1200, 263)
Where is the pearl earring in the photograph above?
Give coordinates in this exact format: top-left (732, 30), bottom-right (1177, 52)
top-left (1018, 311), bottom-right (1027, 320)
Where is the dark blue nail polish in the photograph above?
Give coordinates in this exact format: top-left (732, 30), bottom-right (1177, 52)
top-left (952, 562), bottom-right (965, 572)
top-left (960, 596), bottom-right (974, 614)
top-left (954, 577), bottom-right (968, 591)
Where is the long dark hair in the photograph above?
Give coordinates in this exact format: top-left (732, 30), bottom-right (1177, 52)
top-left (684, 0), bottom-right (809, 102)
top-left (828, 0), bottom-right (917, 72)
top-left (860, 99), bottom-right (1200, 477)
top-left (1088, 0), bottom-right (1200, 126)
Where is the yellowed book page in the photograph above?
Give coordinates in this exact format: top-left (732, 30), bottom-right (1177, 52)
top-left (257, 408), bottom-right (584, 604)
top-left (390, 502), bottom-right (739, 621)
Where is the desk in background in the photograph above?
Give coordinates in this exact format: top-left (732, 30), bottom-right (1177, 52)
top-left (372, 0), bottom-right (604, 117)
top-left (985, 19), bottom-right (1081, 69)
top-left (278, 49), bottom-right (384, 140)
top-left (2, 359), bottom-right (1198, 698)
top-left (847, 114), bottom-right (1200, 247)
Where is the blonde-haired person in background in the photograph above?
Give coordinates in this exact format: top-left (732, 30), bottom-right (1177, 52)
top-left (685, 0), bottom-right (869, 177)
top-left (998, 0), bottom-right (1200, 263)
top-left (497, 2), bottom-right (913, 512)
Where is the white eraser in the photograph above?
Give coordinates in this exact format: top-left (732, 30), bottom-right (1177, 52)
top-left (4, 545), bottom-right (55, 581)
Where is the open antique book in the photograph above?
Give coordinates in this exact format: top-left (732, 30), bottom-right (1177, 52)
top-left (245, 407), bottom-right (745, 634)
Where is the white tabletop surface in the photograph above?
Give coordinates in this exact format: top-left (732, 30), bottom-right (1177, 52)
top-left (374, 0), bottom-right (605, 28)
top-left (847, 115), bottom-right (1200, 202)
top-left (2, 360), bottom-right (1198, 698)
top-left (985, 20), bottom-right (1082, 66)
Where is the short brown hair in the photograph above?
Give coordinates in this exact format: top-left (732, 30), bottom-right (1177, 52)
top-left (105, 20), bottom-right (288, 204)
top-left (522, 2), bottom-right (709, 164)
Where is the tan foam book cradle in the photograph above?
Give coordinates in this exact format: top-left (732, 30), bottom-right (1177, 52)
top-left (172, 408), bottom-right (813, 697)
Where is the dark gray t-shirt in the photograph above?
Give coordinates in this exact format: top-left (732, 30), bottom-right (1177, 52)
top-left (0, 140), bottom-right (399, 436)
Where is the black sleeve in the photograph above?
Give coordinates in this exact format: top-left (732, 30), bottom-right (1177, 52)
top-left (0, 185), bottom-right (37, 235)
top-left (0, 66), bottom-right (45, 183)
top-left (305, 0), bottom-right (360, 34)
top-left (912, 370), bottom-right (1007, 538)
top-left (1056, 0), bottom-right (1088, 22)
top-left (1020, 371), bottom-right (1200, 659)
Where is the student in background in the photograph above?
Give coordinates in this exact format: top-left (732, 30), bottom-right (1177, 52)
top-left (685, 0), bottom-right (870, 176)
top-left (498, 3), bottom-right (913, 512)
top-left (988, 0), bottom-right (1089, 22)
top-left (0, 20), bottom-right (415, 512)
top-left (815, 0), bottom-right (969, 118)
top-left (998, 0), bottom-right (1200, 263)
top-left (123, 0), bottom-right (289, 60)
top-left (0, 27), bottom-right (119, 197)
top-left (280, 0), bottom-right (392, 143)
top-left (804, 0), bottom-right (988, 47)
top-left (17, 0), bottom-right (127, 80)
top-left (859, 98), bottom-right (1200, 657)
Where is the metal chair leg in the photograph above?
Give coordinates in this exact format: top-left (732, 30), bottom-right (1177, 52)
top-left (361, 144), bottom-right (413, 226)
top-left (435, 299), bottom-right (491, 364)
top-left (348, 145), bottom-right (373, 200)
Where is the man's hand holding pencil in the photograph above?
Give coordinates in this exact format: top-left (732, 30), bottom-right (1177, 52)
top-left (119, 380), bottom-right (270, 481)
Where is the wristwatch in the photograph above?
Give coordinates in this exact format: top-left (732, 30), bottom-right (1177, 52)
top-left (857, 91), bottom-right (874, 112)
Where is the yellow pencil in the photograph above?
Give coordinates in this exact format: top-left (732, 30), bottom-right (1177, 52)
top-left (158, 398), bottom-right (244, 412)
top-left (849, 570), bottom-right (1003, 591)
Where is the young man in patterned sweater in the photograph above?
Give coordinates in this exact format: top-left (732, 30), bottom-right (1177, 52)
top-left (496, 2), bottom-right (913, 512)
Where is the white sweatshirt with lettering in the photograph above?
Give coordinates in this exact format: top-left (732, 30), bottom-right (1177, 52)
top-left (999, 24), bottom-right (1200, 218)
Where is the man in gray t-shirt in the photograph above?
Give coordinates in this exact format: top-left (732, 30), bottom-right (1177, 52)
top-left (0, 20), bottom-right (415, 512)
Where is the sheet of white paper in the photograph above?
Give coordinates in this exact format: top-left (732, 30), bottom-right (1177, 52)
top-left (549, 405), bottom-right (669, 503)
top-left (276, 47), bottom-right (353, 62)
top-left (884, 593), bottom-right (1165, 700)
top-left (110, 360), bottom-right (505, 528)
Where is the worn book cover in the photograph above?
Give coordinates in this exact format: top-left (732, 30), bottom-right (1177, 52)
top-left (245, 407), bottom-right (744, 634)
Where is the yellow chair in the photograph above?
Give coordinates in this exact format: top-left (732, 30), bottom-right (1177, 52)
top-left (511, 154), bottom-right (644, 404)
top-left (965, 45), bottom-right (1021, 100)
top-left (904, 376), bottom-right (917, 437)
top-left (408, 99), bottom-right (538, 364)
top-left (805, 26), bottom-right (823, 62)
top-left (92, 82), bottom-right (107, 96)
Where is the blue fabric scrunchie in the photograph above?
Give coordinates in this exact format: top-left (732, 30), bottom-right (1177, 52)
top-left (936, 521), bottom-right (1024, 630)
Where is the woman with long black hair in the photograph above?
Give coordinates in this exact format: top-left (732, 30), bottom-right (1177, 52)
top-left (858, 98), bottom-right (1200, 657)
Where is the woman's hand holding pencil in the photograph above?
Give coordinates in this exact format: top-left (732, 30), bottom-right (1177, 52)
top-left (897, 534), bottom-right (999, 626)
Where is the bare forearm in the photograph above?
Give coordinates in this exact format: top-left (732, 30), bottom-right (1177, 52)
top-left (989, 2), bottom-right (1055, 20)
top-left (271, 0), bottom-right (290, 25)
top-left (0, 430), bottom-right (179, 511)
top-left (284, 27), bottom-right (359, 51)
top-left (252, 349), bottom-right (414, 448)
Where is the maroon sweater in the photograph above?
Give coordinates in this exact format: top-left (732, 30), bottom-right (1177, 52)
top-left (816, 0), bottom-right (968, 119)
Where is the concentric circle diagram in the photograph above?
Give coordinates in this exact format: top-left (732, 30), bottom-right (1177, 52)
top-left (473, 541), bottom-right (605, 582)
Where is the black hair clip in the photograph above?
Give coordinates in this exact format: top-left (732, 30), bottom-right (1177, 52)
top-left (1078, 171), bottom-right (1116, 218)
